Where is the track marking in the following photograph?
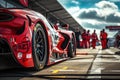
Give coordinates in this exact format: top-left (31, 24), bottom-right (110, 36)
top-left (93, 68), bottom-right (104, 73)
top-left (51, 66), bottom-right (68, 78)
top-left (110, 70), bottom-right (120, 72)
top-left (88, 49), bottom-right (120, 79)
top-left (52, 66), bottom-right (68, 74)
top-left (52, 70), bottom-right (59, 74)
top-left (87, 50), bottom-right (103, 78)
top-left (62, 66), bottom-right (68, 70)
top-left (51, 69), bottom-right (86, 72)
top-left (105, 49), bottom-right (120, 60)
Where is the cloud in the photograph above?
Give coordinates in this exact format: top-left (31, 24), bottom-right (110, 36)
top-left (109, 0), bottom-right (120, 2)
top-left (58, 0), bottom-right (80, 9)
top-left (72, 0), bottom-right (79, 5)
top-left (95, 1), bottom-right (118, 10)
top-left (78, 1), bottom-right (120, 23)
top-left (67, 6), bottom-right (80, 16)
top-left (81, 20), bottom-right (106, 29)
top-left (58, 0), bottom-right (119, 37)
top-left (78, 8), bottom-right (104, 21)
top-left (106, 13), bottom-right (120, 22)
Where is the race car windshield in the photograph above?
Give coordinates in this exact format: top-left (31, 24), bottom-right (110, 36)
top-left (0, 0), bottom-right (24, 8)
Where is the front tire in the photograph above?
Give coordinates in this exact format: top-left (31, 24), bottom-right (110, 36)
top-left (68, 35), bottom-right (76, 58)
top-left (32, 24), bottom-right (48, 71)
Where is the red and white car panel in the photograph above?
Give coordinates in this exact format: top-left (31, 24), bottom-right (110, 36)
top-left (0, 0), bottom-right (76, 70)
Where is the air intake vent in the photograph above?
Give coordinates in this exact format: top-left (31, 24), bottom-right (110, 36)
top-left (0, 13), bottom-right (14, 22)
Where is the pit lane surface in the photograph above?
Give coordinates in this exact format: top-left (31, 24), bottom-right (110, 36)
top-left (0, 46), bottom-right (120, 79)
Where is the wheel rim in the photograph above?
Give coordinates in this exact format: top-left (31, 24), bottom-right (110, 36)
top-left (35, 30), bottom-right (45, 61)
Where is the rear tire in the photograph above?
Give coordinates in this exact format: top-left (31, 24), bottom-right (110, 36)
top-left (32, 24), bottom-right (48, 71)
top-left (68, 35), bottom-right (76, 58)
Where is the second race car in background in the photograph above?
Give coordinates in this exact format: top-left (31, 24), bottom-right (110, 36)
top-left (0, 0), bottom-right (76, 70)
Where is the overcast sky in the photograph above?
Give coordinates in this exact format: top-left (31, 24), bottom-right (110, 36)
top-left (57, 0), bottom-right (120, 38)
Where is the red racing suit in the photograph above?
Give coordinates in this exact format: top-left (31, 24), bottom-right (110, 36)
top-left (91, 33), bottom-right (98, 49)
top-left (81, 32), bottom-right (87, 48)
top-left (100, 32), bottom-right (107, 49)
top-left (86, 33), bottom-right (91, 48)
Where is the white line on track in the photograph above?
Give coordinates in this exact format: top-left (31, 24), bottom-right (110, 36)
top-left (87, 50), bottom-right (103, 78)
top-left (105, 49), bottom-right (120, 60)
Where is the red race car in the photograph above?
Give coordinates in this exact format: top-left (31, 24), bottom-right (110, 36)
top-left (0, 0), bottom-right (76, 70)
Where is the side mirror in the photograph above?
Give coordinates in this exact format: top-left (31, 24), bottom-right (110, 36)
top-left (62, 24), bottom-right (69, 30)
top-left (19, 0), bottom-right (28, 7)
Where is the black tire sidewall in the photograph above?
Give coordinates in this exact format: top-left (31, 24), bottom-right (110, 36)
top-left (32, 24), bottom-right (48, 70)
top-left (68, 35), bottom-right (76, 58)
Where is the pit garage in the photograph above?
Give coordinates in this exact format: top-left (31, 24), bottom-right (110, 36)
top-left (29, 0), bottom-right (84, 31)
top-left (0, 0), bottom-right (120, 80)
